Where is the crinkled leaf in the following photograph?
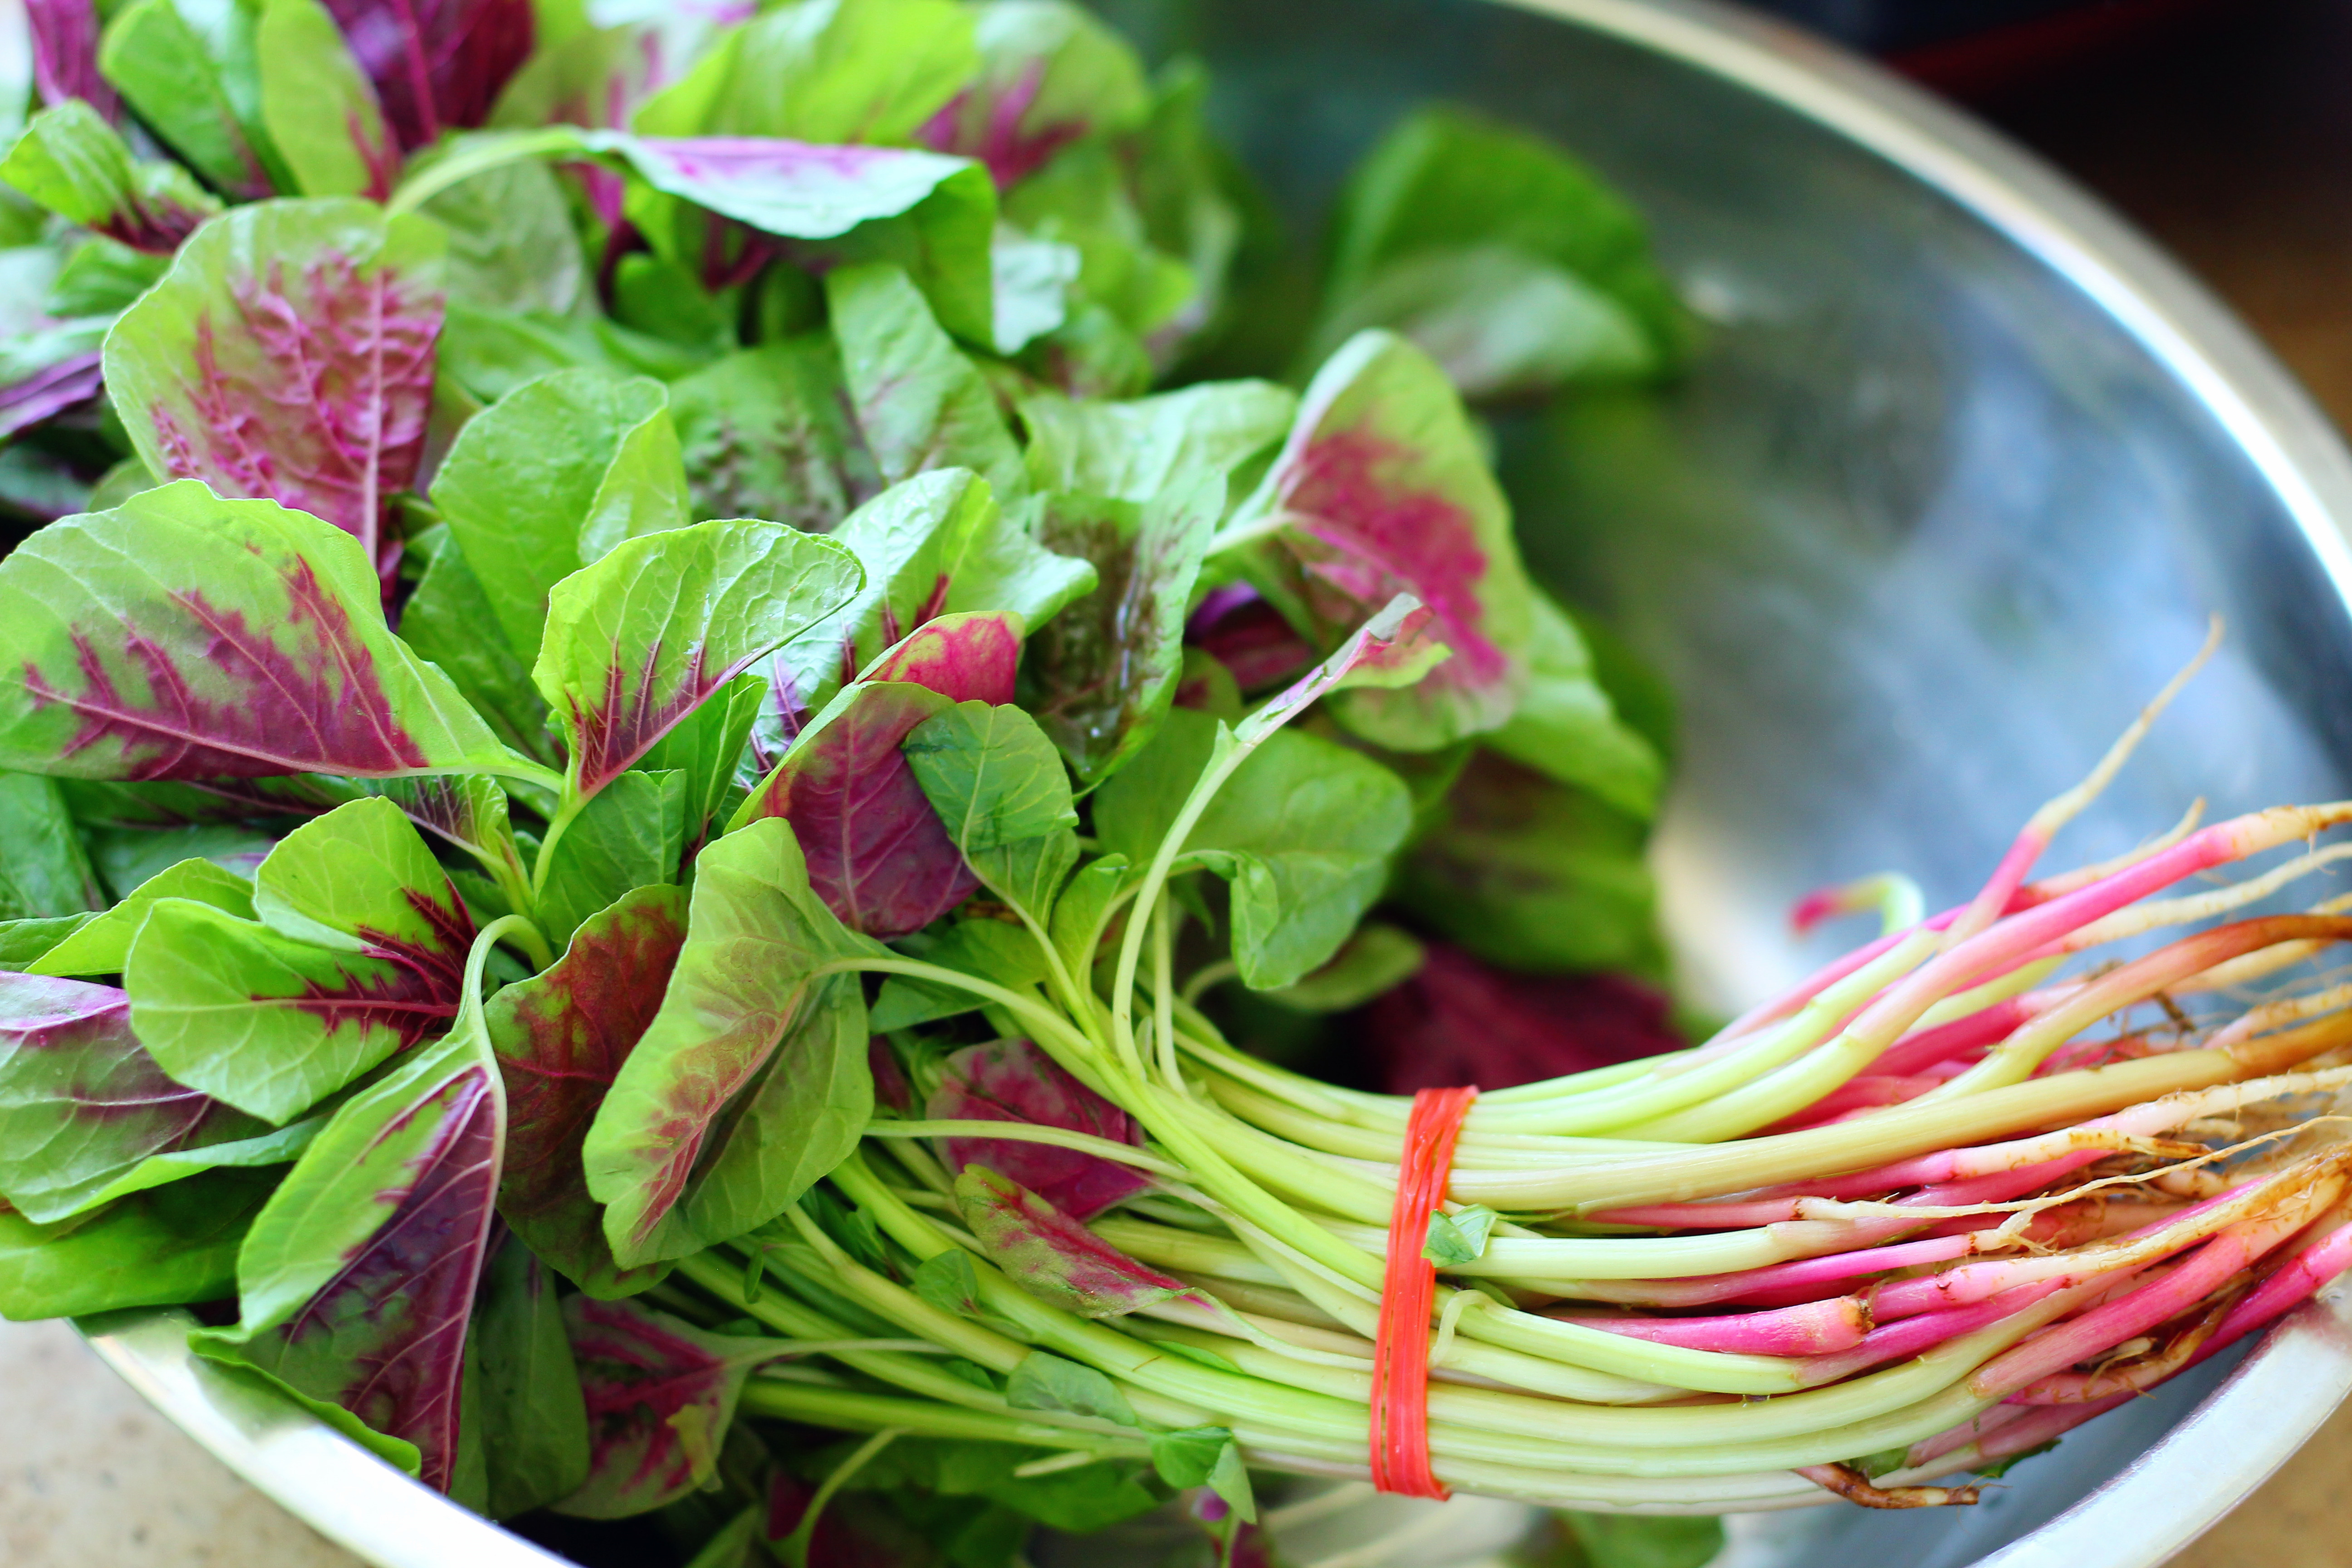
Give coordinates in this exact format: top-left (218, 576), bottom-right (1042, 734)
top-left (1396, 751), bottom-right (1660, 974)
top-left (869, 916), bottom-right (1049, 1030)
top-left (736, 613), bottom-right (1023, 938)
top-left (1362, 940), bottom-right (1680, 1095)
top-left (666, 338), bottom-right (878, 532)
top-left (1320, 106), bottom-right (1687, 385)
top-left (1224, 330), bottom-right (1532, 750)
top-left (535, 769), bottom-right (689, 951)
top-left (29, 855), bottom-right (253, 976)
top-left (488, 883), bottom-right (684, 1297)
top-left (320, 0), bottom-right (535, 151)
top-left (0, 1166), bottom-right (272, 1321)
top-left (0, 972), bottom-right (259, 1221)
top-left (0, 100), bottom-right (222, 252)
top-left (0, 771), bottom-right (105, 920)
top-left (98, 0), bottom-right (284, 199)
top-left (257, 0), bottom-right (395, 199)
top-left (918, 0), bottom-right (1148, 189)
top-left (1004, 1349), bottom-right (1137, 1425)
top-left (455, 1235), bottom-right (592, 1519)
top-left (105, 200), bottom-right (446, 585)
top-left (192, 1023), bottom-right (505, 1490)
top-left (1019, 380), bottom-right (1294, 506)
top-left (0, 483), bottom-right (524, 780)
top-left (827, 263), bottom-right (1026, 498)
top-left (555, 1295), bottom-right (779, 1517)
top-left (637, 0), bottom-right (974, 147)
top-left (582, 816), bottom-right (882, 1265)
top-left (953, 1164), bottom-right (1181, 1318)
top-left (1487, 590), bottom-right (1663, 821)
top-left (416, 147), bottom-right (585, 314)
top-left (533, 517), bottom-right (863, 800)
top-left (430, 367), bottom-right (690, 667)
top-left (1093, 706), bottom-right (1411, 989)
top-left (929, 1039), bottom-right (1146, 1222)
top-left (1257, 921), bottom-right (1424, 1014)
top-left (767, 469), bottom-right (1092, 727)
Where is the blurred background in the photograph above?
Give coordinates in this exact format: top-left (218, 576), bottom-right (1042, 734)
top-left (8, 0), bottom-right (2352, 1565)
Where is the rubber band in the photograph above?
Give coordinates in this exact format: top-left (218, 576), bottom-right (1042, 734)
top-left (1370, 1084), bottom-right (1477, 1499)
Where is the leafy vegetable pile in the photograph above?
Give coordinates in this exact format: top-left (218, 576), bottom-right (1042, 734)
top-left (2, 3), bottom-right (2350, 1566)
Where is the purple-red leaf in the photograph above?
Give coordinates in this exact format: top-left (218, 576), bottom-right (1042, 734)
top-left (487, 885), bottom-right (685, 1297)
top-left (0, 972), bottom-right (249, 1222)
top-left (27, 0), bottom-right (115, 119)
top-left (1359, 941), bottom-right (1681, 1094)
top-left (955, 1165), bottom-right (1186, 1318)
top-left (555, 1295), bottom-right (779, 1518)
top-left (191, 1027), bottom-right (504, 1492)
top-left (322, 0), bottom-right (535, 149)
top-left (0, 351), bottom-right (104, 439)
top-left (1186, 584), bottom-right (1314, 693)
top-left (737, 611), bottom-right (1022, 939)
top-left (104, 199), bottom-right (446, 590)
top-left (929, 1039), bottom-right (1147, 1222)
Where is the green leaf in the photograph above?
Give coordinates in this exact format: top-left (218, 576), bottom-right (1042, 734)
top-left (666, 338), bottom-right (879, 532)
top-left (1421, 1205), bottom-right (1498, 1267)
top-left (1151, 1341), bottom-right (1242, 1376)
top-left (1146, 1425), bottom-right (1253, 1522)
top-left (640, 675), bottom-right (764, 847)
top-left (0, 772), bottom-right (105, 921)
top-left (1397, 751), bottom-right (1658, 974)
top-left (534, 769), bottom-right (690, 951)
top-left (909, 1246), bottom-right (985, 1318)
top-left (1487, 591), bottom-right (1663, 821)
top-left (1046, 853), bottom-right (1127, 981)
top-left (1019, 381), bottom-right (1295, 507)
top-left (430, 368), bottom-right (691, 668)
top-left (769, 469), bottom-right (1093, 726)
top-left (870, 917), bottom-right (1052, 1031)
top-left (72, 1113), bottom-right (323, 1210)
top-left (0, 1167), bottom-right (273, 1320)
top-left (1093, 707), bottom-right (1412, 989)
top-left (534, 518), bottom-right (865, 799)
top-left (98, 0), bottom-right (285, 199)
top-left (0, 101), bottom-right (222, 251)
top-left (103, 200), bottom-right (446, 577)
top-left (247, 797), bottom-right (470, 958)
top-left (1972, 1438), bottom-right (2060, 1480)
top-left (396, 527), bottom-right (560, 768)
top-left (1320, 106), bottom-right (1688, 388)
top-left (582, 816), bottom-right (883, 1266)
top-left (1258, 922), bottom-right (1425, 1013)
top-left (0, 915), bottom-right (98, 972)
top-left (1003, 1350), bottom-right (1138, 1427)
top-left (903, 698), bottom-right (1080, 923)
top-left (636, 0), bottom-right (976, 145)
top-left (0, 483), bottom-right (529, 782)
top-left (1223, 330), bottom-right (1536, 751)
top-left (415, 141), bottom-right (586, 315)
top-left (458, 1237), bottom-right (593, 1519)
top-left (90, 823), bottom-right (274, 898)
top-left (255, 0), bottom-right (393, 198)
top-left (931, 0), bottom-right (1149, 172)
top-left (827, 263), bottom-right (1027, 500)
top-left (990, 229), bottom-right (1080, 354)
top-left (29, 856), bottom-right (254, 976)
top-left (1559, 1512), bottom-right (1725, 1568)
top-left (46, 237), bottom-right (173, 316)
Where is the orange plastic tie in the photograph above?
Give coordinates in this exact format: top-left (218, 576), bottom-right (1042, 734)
top-left (1369, 1084), bottom-right (1478, 1499)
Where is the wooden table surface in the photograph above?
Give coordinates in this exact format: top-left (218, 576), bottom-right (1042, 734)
top-left (7, 4), bottom-right (2352, 1567)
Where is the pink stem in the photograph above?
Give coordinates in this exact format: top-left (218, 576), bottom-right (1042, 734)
top-left (2176, 1219), bottom-right (2352, 1370)
top-left (1791, 1279), bottom-right (2078, 1387)
top-left (1549, 1294), bottom-right (1871, 1355)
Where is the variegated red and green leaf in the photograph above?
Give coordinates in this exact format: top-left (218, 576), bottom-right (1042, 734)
top-left (532, 518), bottom-right (863, 803)
top-left (734, 611), bottom-right (1023, 938)
top-left (486, 884), bottom-right (686, 1298)
top-left (954, 1164), bottom-right (1184, 1318)
top-left (553, 1295), bottom-right (782, 1518)
top-left (318, 0), bottom-right (535, 151)
top-left (0, 972), bottom-right (261, 1222)
top-left (0, 482), bottom-right (530, 783)
top-left (126, 800), bottom-right (475, 1124)
top-left (103, 200), bottom-right (446, 590)
top-left (929, 1039), bottom-right (1147, 1222)
top-left (1221, 329), bottom-right (1533, 750)
top-left (191, 1023), bottom-right (504, 1491)
top-left (916, 0), bottom-right (1150, 188)
top-left (581, 818), bottom-right (881, 1267)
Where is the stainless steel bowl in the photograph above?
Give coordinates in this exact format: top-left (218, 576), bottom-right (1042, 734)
top-left (79, 0), bottom-right (2352, 1563)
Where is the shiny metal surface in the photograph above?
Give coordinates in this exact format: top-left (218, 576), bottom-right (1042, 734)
top-left (79, 1), bottom-right (2352, 1564)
